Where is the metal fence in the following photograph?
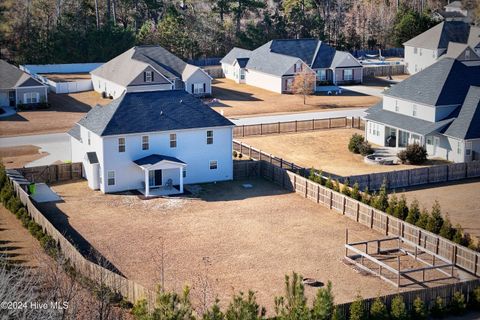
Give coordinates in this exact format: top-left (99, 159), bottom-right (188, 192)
top-left (187, 57), bottom-right (222, 66)
top-left (233, 116), bottom-right (364, 138)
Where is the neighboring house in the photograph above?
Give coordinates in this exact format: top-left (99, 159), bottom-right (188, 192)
top-left (90, 45), bottom-right (212, 99)
top-left (221, 39), bottom-right (362, 94)
top-left (364, 58), bottom-right (480, 163)
top-left (68, 90), bottom-right (234, 196)
top-left (433, 1), bottom-right (473, 23)
top-left (0, 60), bottom-right (48, 107)
top-left (403, 21), bottom-right (480, 74)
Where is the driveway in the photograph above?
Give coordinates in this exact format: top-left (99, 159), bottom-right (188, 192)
top-left (0, 133), bottom-right (70, 167)
top-left (230, 108), bottom-right (367, 125)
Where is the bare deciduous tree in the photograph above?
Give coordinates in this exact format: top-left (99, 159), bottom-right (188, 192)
top-left (291, 67), bottom-right (316, 105)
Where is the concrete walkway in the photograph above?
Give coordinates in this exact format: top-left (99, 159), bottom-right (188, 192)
top-left (0, 132), bottom-right (70, 167)
top-left (0, 106), bottom-right (16, 118)
top-left (230, 108), bottom-right (367, 125)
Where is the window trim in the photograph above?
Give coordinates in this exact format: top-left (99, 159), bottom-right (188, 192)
top-left (118, 137), bottom-right (126, 153)
top-left (107, 170), bottom-right (116, 186)
top-left (170, 133), bottom-right (177, 148)
top-left (182, 168), bottom-right (187, 178)
top-left (145, 71), bottom-right (153, 83)
top-left (23, 92), bottom-right (39, 104)
top-left (343, 69), bottom-right (353, 81)
top-left (412, 105), bottom-right (417, 117)
top-left (206, 130), bottom-right (213, 145)
top-left (209, 160), bottom-right (218, 170)
top-left (193, 83), bottom-right (205, 94)
top-left (142, 135), bottom-right (149, 150)
top-left (87, 131), bottom-right (91, 145)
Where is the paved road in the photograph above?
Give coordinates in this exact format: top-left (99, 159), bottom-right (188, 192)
top-left (230, 108), bottom-right (367, 125)
top-left (0, 133), bottom-right (70, 167)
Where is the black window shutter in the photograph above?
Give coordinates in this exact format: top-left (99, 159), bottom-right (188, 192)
top-left (203, 83), bottom-right (206, 92)
top-left (143, 72), bottom-right (146, 82)
top-left (191, 84), bottom-right (194, 93)
top-left (152, 72), bottom-right (154, 82)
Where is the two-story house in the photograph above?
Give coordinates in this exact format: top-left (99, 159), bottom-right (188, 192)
top-left (364, 58), bottom-right (480, 163)
top-left (90, 45), bottom-right (212, 99)
top-left (221, 39), bottom-right (362, 94)
top-left (0, 60), bottom-right (48, 108)
top-left (403, 21), bottom-right (480, 74)
top-left (68, 90), bottom-right (234, 196)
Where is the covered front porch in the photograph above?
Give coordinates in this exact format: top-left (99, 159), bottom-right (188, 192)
top-left (133, 154), bottom-right (186, 197)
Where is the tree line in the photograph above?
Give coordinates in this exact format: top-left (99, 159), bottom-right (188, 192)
top-left (2, 0), bottom-right (477, 65)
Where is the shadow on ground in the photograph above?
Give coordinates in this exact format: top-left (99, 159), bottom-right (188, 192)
top-left (212, 86), bottom-right (263, 102)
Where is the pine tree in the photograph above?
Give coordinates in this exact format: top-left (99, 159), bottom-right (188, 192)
top-left (274, 273), bottom-right (309, 320)
top-left (450, 291), bottom-right (466, 315)
top-left (452, 224), bottom-right (464, 244)
top-left (416, 209), bottom-right (430, 229)
top-left (331, 307), bottom-right (345, 320)
top-left (426, 201), bottom-right (444, 234)
top-left (439, 216), bottom-right (455, 240)
top-left (361, 187), bottom-right (371, 205)
top-left (430, 296), bottom-right (445, 318)
top-left (372, 179), bottom-right (388, 211)
top-left (394, 195), bottom-right (408, 220)
top-left (333, 180), bottom-right (341, 192)
top-left (351, 182), bottom-right (360, 200)
top-left (405, 199), bottom-right (420, 225)
top-left (369, 297), bottom-right (388, 320)
top-left (411, 296), bottom-right (427, 320)
top-left (386, 194), bottom-right (398, 216)
top-left (341, 179), bottom-right (351, 197)
top-left (325, 176), bottom-right (333, 189)
top-left (203, 300), bottom-right (224, 320)
top-left (348, 295), bottom-right (365, 320)
top-left (226, 291), bottom-right (266, 320)
top-left (390, 295), bottom-right (407, 320)
top-left (311, 281), bottom-right (334, 320)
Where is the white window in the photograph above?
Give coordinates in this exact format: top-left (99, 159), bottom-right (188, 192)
top-left (107, 171), bottom-right (115, 186)
top-left (23, 92), bottom-right (39, 104)
top-left (465, 50), bottom-right (471, 60)
top-left (419, 48), bottom-right (422, 56)
top-left (412, 105), bottom-right (417, 117)
top-left (457, 141), bottom-right (462, 154)
top-left (183, 168), bottom-right (187, 178)
top-left (318, 69), bottom-right (327, 81)
top-left (170, 133), bottom-right (177, 148)
top-left (414, 47), bottom-right (418, 54)
top-left (145, 71), bottom-right (153, 82)
top-left (344, 69), bottom-right (353, 81)
top-left (142, 136), bottom-right (149, 150)
top-left (193, 83), bottom-right (205, 94)
top-left (466, 141), bottom-right (472, 156)
top-left (87, 131), bottom-right (91, 145)
top-left (426, 137), bottom-right (433, 145)
top-left (209, 160), bottom-right (218, 170)
top-left (118, 137), bottom-right (125, 152)
top-left (240, 69), bottom-right (245, 80)
top-left (206, 130), bottom-right (213, 144)
top-left (368, 122), bottom-right (371, 134)
top-left (395, 100), bottom-right (399, 112)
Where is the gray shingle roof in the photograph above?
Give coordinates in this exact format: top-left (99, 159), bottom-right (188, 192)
top-left (76, 90), bottom-right (234, 137)
top-left (134, 154), bottom-right (185, 166)
top-left (445, 1), bottom-right (462, 8)
top-left (0, 60), bottom-right (44, 89)
top-left (444, 42), bottom-right (480, 60)
top-left (365, 107), bottom-right (455, 136)
top-left (384, 58), bottom-right (480, 106)
top-left (444, 86), bottom-right (480, 139)
top-left (220, 47), bottom-right (252, 65)
top-left (403, 21), bottom-right (471, 50)
top-left (90, 46), bottom-right (204, 86)
top-left (68, 124), bottom-right (81, 141)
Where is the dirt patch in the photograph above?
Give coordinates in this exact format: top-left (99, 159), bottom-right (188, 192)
top-left (41, 179), bottom-right (454, 311)
top-left (0, 145), bottom-right (48, 169)
top-left (0, 91), bottom-right (111, 137)
top-left (39, 73), bottom-right (91, 82)
top-left (239, 129), bottom-right (447, 176)
top-left (397, 179), bottom-right (480, 240)
top-left (210, 78), bottom-right (381, 117)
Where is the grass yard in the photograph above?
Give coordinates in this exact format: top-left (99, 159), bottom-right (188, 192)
top-left (0, 91), bottom-right (111, 137)
top-left (239, 129), bottom-right (447, 177)
top-left (40, 178), bottom-right (412, 311)
top-left (397, 179), bottom-right (480, 240)
top-left (210, 78), bottom-right (381, 118)
top-left (0, 145), bottom-right (48, 169)
top-left (38, 73), bottom-right (91, 82)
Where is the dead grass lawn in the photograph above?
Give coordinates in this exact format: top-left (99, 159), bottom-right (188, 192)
top-left (0, 145), bottom-right (48, 168)
top-left (42, 179), bottom-right (408, 310)
top-left (239, 129), bottom-right (446, 176)
top-left (210, 79), bottom-right (380, 117)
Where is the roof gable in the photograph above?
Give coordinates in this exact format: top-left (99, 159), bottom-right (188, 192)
top-left (77, 90), bottom-right (234, 136)
top-left (220, 47), bottom-right (252, 65)
top-left (403, 21), bottom-right (470, 50)
top-left (0, 60), bottom-right (44, 89)
top-left (444, 86), bottom-right (480, 140)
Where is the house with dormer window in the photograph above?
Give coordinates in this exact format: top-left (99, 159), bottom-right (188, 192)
top-left (68, 90), bottom-right (233, 196)
top-left (364, 58), bottom-right (480, 163)
top-left (90, 45), bottom-right (212, 99)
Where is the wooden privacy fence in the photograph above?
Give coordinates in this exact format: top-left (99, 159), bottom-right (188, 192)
top-left (233, 116), bottom-right (364, 138)
top-left (17, 162), bottom-right (83, 183)
top-left (9, 177), bottom-right (156, 308)
top-left (233, 156), bottom-right (480, 279)
top-left (363, 64), bottom-right (406, 77)
top-left (346, 161), bottom-right (480, 191)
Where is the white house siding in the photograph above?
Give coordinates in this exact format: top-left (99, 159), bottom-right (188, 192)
top-left (222, 63), bottom-right (236, 80)
top-left (244, 69), bottom-right (283, 93)
top-left (404, 46), bottom-right (444, 75)
top-left (0, 90), bottom-right (9, 106)
top-left (383, 96), bottom-right (436, 122)
top-left (100, 126), bottom-right (233, 193)
top-left (184, 69), bottom-right (212, 96)
top-left (365, 121), bottom-right (386, 146)
top-left (91, 74), bottom-right (126, 99)
top-left (126, 84), bottom-right (173, 93)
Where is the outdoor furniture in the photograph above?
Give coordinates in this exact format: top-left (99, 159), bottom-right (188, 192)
top-left (165, 179), bottom-right (173, 190)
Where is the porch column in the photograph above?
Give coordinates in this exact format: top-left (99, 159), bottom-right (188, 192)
top-left (144, 169), bottom-right (150, 197)
top-left (179, 167), bottom-right (184, 193)
top-left (395, 129), bottom-right (399, 148)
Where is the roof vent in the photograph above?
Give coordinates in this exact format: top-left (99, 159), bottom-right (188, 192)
top-left (180, 99), bottom-right (183, 103)
top-left (160, 111), bottom-right (163, 116)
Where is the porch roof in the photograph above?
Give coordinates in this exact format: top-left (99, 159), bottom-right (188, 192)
top-left (365, 105), bottom-right (455, 136)
top-left (133, 154), bottom-right (185, 169)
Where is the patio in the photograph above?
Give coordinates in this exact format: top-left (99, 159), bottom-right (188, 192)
top-left (138, 185), bottom-right (182, 197)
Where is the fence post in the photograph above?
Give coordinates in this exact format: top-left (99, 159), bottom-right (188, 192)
top-left (329, 191), bottom-right (333, 209)
top-left (295, 120), bottom-right (298, 132)
top-left (385, 216), bottom-right (389, 236)
top-left (312, 119), bottom-right (314, 130)
top-left (242, 125), bottom-right (245, 137)
top-left (370, 209), bottom-right (374, 228)
top-left (278, 122), bottom-right (280, 134)
top-left (342, 197), bottom-right (346, 215)
top-left (328, 118), bottom-right (331, 128)
top-left (260, 123), bottom-right (263, 135)
top-left (280, 158), bottom-right (283, 168)
top-left (317, 185), bottom-right (320, 203)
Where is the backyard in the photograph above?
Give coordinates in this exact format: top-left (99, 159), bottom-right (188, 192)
top-left (239, 129), bottom-right (447, 177)
top-left (397, 178), bottom-right (480, 240)
top-left (0, 145), bottom-right (48, 169)
top-left (39, 178), bottom-right (414, 311)
top-left (210, 78), bottom-right (381, 118)
top-left (0, 91), bottom-right (111, 137)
